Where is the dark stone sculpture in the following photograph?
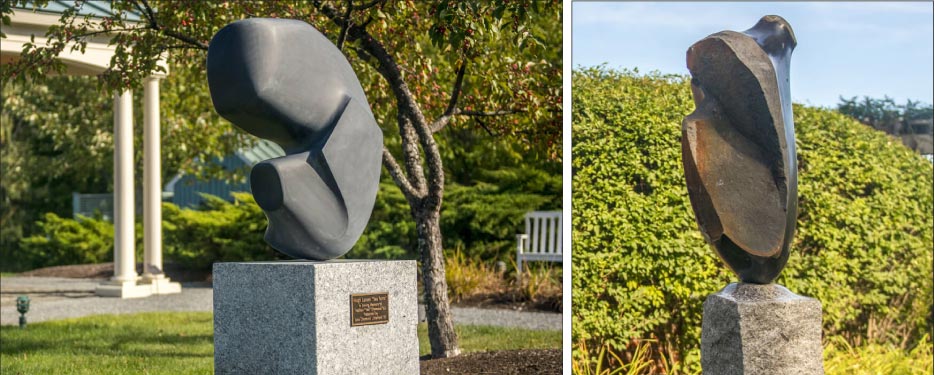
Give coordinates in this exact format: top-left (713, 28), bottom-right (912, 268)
top-left (682, 16), bottom-right (797, 284)
top-left (206, 18), bottom-right (382, 260)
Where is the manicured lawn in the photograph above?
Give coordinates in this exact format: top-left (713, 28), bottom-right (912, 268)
top-left (419, 324), bottom-right (560, 355)
top-left (0, 312), bottom-right (560, 374)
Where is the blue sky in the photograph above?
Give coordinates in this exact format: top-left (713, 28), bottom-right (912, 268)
top-left (572, 2), bottom-right (934, 108)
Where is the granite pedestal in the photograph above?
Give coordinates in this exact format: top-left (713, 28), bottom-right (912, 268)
top-left (701, 283), bottom-right (823, 375)
top-left (213, 260), bottom-right (419, 375)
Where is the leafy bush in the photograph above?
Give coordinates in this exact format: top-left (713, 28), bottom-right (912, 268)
top-left (783, 105), bottom-right (934, 346)
top-left (443, 248), bottom-right (562, 312)
top-left (445, 248), bottom-right (502, 302)
top-left (347, 181), bottom-right (418, 259)
top-left (441, 168), bottom-right (559, 261)
top-left (572, 67), bottom-right (933, 370)
top-left (18, 213), bottom-right (121, 269)
top-left (162, 193), bottom-right (286, 270)
top-left (351, 168), bottom-right (560, 261)
top-left (18, 194), bottom-right (285, 272)
top-left (15, 169), bottom-right (558, 271)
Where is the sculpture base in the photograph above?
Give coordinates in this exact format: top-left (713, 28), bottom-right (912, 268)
top-left (213, 260), bottom-right (419, 375)
top-left (701, 283), bottom-right (823, 375)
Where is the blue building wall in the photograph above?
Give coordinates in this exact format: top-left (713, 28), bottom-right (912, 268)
top-left (167, 140), bottom-right (283, 209)
top-left (170, 156), bottom-right (252, 208)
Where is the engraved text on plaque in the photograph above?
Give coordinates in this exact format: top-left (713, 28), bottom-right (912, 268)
top-left (350, 292), bottom-right (389, 326)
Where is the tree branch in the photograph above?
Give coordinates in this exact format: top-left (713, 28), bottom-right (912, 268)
top-left (382, 147), bottom-right (421, 203)
top-left (157, 44), bottom-right (206, 51)
top-left (430, 108), bottom-right (524, 133)
top-left (336, 0), bottom-right (353, 50)
top-left (352, 0), bottom-right (384, 11)
top-left (404, 108), bottom-right (444, 211)
top-left (428, 61), bottom-right (467, 132)
top-left (137, 0), bottom-right (209, 50)
top-left (443, 61), bottom-right (467, 116)
top-left (473, 118), bottom-right (496, 136)
top-left (459, 109), bottom-right (523, 117)
top-left (315, 0), bottom-right (444, 210)
top-left (137, 0), bottom-right (158, 28)
top-left (69, 27), bottom-right (142, 40)
top-left (399, 112), bottom-right (427, 195)
top-left (159, 29), bottom-right (208, 50)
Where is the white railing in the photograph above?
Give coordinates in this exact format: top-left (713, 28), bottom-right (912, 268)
top-left (516, 211), bottom-right (563, 275)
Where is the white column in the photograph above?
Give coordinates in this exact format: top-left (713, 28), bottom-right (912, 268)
top-left (143, 76), bottom-right (163, 281)
top-left (112, 89), bottom-right (137, 283)
top-left (141, 75), bottom-right (180, 295)
top-left (97, 89), bottom-right (152, 298)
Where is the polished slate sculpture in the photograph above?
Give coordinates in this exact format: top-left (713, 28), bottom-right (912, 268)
top-left (206, 18), bottom-right (382, 260)
top-left (682, 15), bottom-right (797, 284)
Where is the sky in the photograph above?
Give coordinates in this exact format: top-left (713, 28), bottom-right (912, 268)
top-left (572, 2), bottom-right (934, 108)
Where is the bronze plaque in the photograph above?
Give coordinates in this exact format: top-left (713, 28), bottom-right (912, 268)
top-left (350, 292), bottom-right (389, 326)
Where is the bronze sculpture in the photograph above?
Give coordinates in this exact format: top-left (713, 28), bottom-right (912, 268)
top-left (682, 15), bottom-right (798, 284)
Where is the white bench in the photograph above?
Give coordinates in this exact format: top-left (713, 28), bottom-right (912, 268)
top-left (516, 211), bottom-right (563, 275)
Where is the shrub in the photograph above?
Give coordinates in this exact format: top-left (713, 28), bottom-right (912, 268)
top-left (347, 181), bottom-right (418, 259)
top-left (18, 213), bottom-right (119, 269)
top-left (572, 67), bottom-right (933, 370)
top-left (442, 169), bottom-right (559, 261)
top-left (783, 105), bottom-right (934, 346)
top-left (351, 170), bottom-right (560, 262)
top-left (445, 248), bottom-right (503, 302)
top-left (162, 193), bottom-right (286, 270)
top-left (443, 248), bottom-right (562, 311)
top-left (15, 175), bottom-right (558, 272)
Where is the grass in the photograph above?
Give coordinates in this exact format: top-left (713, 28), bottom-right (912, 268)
top-left (572, 336), bottom-right (935, 375)
top-left (419, 324), bottom-right (560, 355)
top-left (1, 312), bottom-right (560, 374)
top-left (0, 272), bottom-right (18, 278)
top-left (823, 335), bottom-right (934, 375)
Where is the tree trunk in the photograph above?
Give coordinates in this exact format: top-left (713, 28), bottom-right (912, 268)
top-left (416, 208), bottom-right (460, 358)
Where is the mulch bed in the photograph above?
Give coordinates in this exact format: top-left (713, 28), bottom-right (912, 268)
top-left (455, 293), bottom-right (562, 313)
top-left (17, 262), bottom-right (211, 283)
top-left (420, 349), bottom-right (561, 375)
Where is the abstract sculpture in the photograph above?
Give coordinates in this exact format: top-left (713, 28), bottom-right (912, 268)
top-left (206, 18), bottom-right (383, 260)
top-left (682, 15), bottom-right (798, 284)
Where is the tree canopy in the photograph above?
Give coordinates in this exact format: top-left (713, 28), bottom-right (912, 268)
top-left (838, 95), bottom-right (934, 136)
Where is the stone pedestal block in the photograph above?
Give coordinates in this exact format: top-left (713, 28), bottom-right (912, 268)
top-left (701, 283), bottom-right (823, 375)
top-left (213, 260), bottom-right (419, 375)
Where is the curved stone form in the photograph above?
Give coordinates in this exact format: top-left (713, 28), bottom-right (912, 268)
top-left (207, 18), bottom-right (382, 260)
top-left (682, 16), bottom-right (797, 284)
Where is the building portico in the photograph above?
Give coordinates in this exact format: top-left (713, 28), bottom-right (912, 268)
top-left (2, 5), bottom-right (180, 298)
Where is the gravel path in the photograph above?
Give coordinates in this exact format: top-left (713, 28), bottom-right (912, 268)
top-left (0, 277), bottom-right (560, 331)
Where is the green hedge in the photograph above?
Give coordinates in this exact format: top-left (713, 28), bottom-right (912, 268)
top-left (161, 193), bottom-right (288, 269)
top-left (18, 169), bottom-right (558, 271)
top-left (18, 213), bottom-right (125, 269)
top-left (571, 67), bottom-right (933, 368)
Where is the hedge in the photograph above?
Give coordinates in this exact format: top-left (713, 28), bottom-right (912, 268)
top-left (571, 67), bottom-right (933, 369)
top-left (18, 170), bottom-right (559, 272)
